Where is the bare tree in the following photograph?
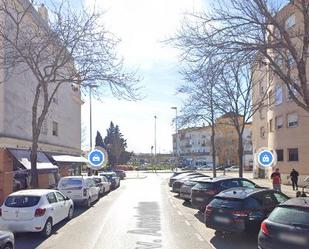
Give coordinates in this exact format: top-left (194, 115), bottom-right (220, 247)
top-left (0, 0), bottom-right (139, 188)
top-left (174, 0), bottom-right (309, 112)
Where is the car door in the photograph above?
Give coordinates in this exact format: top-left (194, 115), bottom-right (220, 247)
top-left (55, 191), bottom-right (69, 221)
top-left (46, 192), bottom-right (61, 224)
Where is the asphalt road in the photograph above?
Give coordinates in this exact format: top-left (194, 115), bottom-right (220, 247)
top-left (14, 173), bottom-right (258, 249)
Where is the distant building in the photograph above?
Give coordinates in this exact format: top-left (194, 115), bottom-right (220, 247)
top-left (0, 2), bottom-right (85, 202)
top-left (173, 114), bottom-right (253, 169)
top-left (252, 2), bottom-right (309, 184)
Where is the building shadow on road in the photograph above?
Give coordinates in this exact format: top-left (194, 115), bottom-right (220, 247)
top-left (14, 206), bottom-right (90, 249)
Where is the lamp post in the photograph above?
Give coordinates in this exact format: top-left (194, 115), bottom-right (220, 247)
top-left (89, 84), bottom-right (98, 150)
top-left (171, 107), bottom-right (178, 169)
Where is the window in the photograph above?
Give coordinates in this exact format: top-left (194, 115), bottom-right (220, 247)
top-left (268, 207), bottom-right (309, 226)
top-left (240, 180), bottom-right (256, 188)
top-left (285, 14), bottom-right (296, 29)
top-left (55, 192), bottom-right (66, 202)
top-left (288, 148), bottom-right (298, 161)
top-left (259, 108), bottom-right (265, 120)
top-left (260, 127), bottom-right (266, 138)
top-left (5, 196), bottom-right (41, 207)
top-left (52, 121), bottom-right (58, 136)
top-left (287, 113), bottom-right (298, 127)
top-left (46, 193), bottom-right (58, 204)
top-left (276, 149), bottom-right (284, 162)
top-left (269, 119), bottom-right (274, 132)
top-left (41, 119), bottom-right (48, 135)
top-left (273, 193), bottom-right (289, 204)
top-left (274, 84), bottom-right (283, 105)
top-left (275, 116), bottom-right (283, 130)
top-left (220, 180), bottom-right (240, 189)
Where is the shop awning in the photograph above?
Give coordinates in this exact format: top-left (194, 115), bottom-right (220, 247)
top-left (52, 155), bottom-right (88, 163)
top-left (8, 148), bottom-right (58, 171)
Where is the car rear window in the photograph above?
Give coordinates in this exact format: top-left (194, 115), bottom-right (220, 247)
top-left (268, 207), bottom-right (309, 226)
top-left (194, 182), bottom-right (214, 190)
top-left (59, 178), bottom-right (82, 188)
top-left (211, 197), bottom-right (243, 209)
top-left (5, 195), bottom-right (41, 207)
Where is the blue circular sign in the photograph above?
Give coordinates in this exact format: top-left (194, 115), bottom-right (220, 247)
top-left (257, 149), bottom-right (274, 168)
top-left (88, 149), bottom-right (105, 167)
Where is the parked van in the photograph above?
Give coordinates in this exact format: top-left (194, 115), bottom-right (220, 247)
top-left (58, 176), bottom-right (100, 208)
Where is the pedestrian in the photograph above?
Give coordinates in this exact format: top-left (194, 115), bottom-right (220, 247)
top-left (290, 168), bottom-right (299, 191)
top-left (271, 168), bottom-right (281, 192)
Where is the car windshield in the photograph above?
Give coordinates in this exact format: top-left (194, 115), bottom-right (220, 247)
top-left (268, 207), bottom-right (309, 226)
top-left (5, 195), bottom-right (41, 208)
top-left (60, 179), bottom-right (82, 188)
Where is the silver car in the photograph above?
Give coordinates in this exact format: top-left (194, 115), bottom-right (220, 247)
top-left (0, 230), bottom-right (14, 249)
top-left (179, 177), bottom-right (210, 201)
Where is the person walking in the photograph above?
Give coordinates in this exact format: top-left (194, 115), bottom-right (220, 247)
top-left (290, 168), bottom-right (299, 191)
top-left (271, 168), bottom-right (281, 192)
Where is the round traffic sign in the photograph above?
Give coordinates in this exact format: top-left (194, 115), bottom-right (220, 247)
top-left (257, 149), bottom-right (275, 168)
top-left (87, 147), bottom-right (108, 170)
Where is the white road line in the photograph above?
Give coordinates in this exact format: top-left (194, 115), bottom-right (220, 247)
top-left (185, 220), bottom-right (191, 226)
top-left (177, 211), bottom-right (183, 216)
top-left (195, 233), bottom-right (205, 242)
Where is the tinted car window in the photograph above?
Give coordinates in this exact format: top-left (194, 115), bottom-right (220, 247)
top-left (256, 193), bottom-right (276, 207)
top-left (211, 197), bottom-right (243, 209)
top-left (47, 193), bottom-right (58, 204)
top-left (193, 182), bottom-right (214, 190)
top-left (220, 180), bottom-right (240, 189)
top-left (60, 179), bottom-right (82, 188)
top-left (268, 207), bottom-right (309, 225)
top-left (273, 192), bottom-right (289, 203)
top-left (5, 195), bottom-right (41, 207)
top-left (241, 180), bottom-right (256, 188)
top-left (244, 197), bottom-right (261, 209)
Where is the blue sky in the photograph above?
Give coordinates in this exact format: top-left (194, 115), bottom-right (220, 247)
top-left (81, 0), bottom-right (205, 153)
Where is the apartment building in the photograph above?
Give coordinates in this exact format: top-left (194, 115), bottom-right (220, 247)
top-left (0, 2), bottom-right (85, 202)
top-left (252, 2), bottom-right (309, 184)
top-left (173, 114), bottom-right (253, 168)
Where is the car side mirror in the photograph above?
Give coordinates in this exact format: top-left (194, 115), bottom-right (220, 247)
top-left (65, 196), bottom-right (70, 201)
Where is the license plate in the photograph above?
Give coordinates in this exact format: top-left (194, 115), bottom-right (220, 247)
top-left (278, 233), bottom-right (307, 245)
top-left (195, 197), bottom-right (204, 202)
top-left (214, 216), bottom-right (230, 224)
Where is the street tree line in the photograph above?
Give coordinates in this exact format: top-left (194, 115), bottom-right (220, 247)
top-left (170, 0), bottom-right (309, 177)
top-left (0, 0), bottom-right (139, 187)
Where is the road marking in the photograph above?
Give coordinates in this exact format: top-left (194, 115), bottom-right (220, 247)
top-left (185, 220), bottom-right (191, 226)
top-left (195, 233), bottom-right (205, 242)
top-left (177, 211), bottom-right (183, 216)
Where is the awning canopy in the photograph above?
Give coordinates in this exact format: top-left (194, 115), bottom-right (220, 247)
top-left (8, 148), bottom-right (58, 171)
top-left (52, 155), bottom-right (88, 163)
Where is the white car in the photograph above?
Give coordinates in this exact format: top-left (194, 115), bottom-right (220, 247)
top-left (57, 176), bottom-right (100, 208)
top-left (91, 176), bottom-right (111, 195)
top-left (0, 189), bottom-right (74, 238)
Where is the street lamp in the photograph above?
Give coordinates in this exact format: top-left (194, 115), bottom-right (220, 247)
top-left (89, 84), bottom-right (98, 150)
top-left (171, 107), bottom-right (178, 168)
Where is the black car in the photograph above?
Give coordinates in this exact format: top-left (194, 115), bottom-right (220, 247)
top-left (258, 197), bottom-right (309, 249)
top-left (205, 187), bottom-right (289, 234)
top-left (191, 176), bottom-right (260, 211)
top-left (99, 172), bottom-right (120, 189)
top-left (114, 170), bottom-right (126, 180)
top-left (171, 173), bottom-right (207, 193)
top-left (0, 231), bottom-right (14, 249)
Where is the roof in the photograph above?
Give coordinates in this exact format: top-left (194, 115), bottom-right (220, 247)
top-left (280, 198), bottom-right (309, 208)
top-left (52, 155), bottom-right (88, 163)
top-left (216, 187), bottom-right (271, 199)
top-left (9, 189), bottom-right (55, 196)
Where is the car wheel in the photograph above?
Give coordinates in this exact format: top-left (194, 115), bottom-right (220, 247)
top-left (86, 198), bottom-right (91, 208)
top-left (3, 243), bottom-right (13, 249)
top-left (41, 218), bottom-right (53, 238)
top-left (67, 206), bottom-right (74, 220)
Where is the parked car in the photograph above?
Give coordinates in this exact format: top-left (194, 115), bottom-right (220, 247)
top-left (98, 172), bottom-right (120, 189)
top-left (58, 176), bottom-right (100, 208)
top-left (191, 176), bottom-right (260, 211)
top-left (169, 171), bottom-right (196, 187)
top-left (226, 166), bottom-right (239, 172)
top-left (114, 169), bottom-right (126, 180)
top-left (91, 176), bottom-right (111, 195)
top-left (0, 231), bottom-right (14, 249)
top-left (171, 173), bottom-right (208, 194)
top-left (205, 187), bottom-right (289, 234)
top-left (0, 189), bottom-right (74, 238)
top-left (258, 197), bottom-right (309, 249)
top-left (180, 176), bottom-right (210, 201)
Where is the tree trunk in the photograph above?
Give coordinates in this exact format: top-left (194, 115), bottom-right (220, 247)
top-left (30, 139), bottom-right (39, 188)
top-left (238, 137), bottom-right (244, 178)
top-left (211, 124), bottom-right (216, 178)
